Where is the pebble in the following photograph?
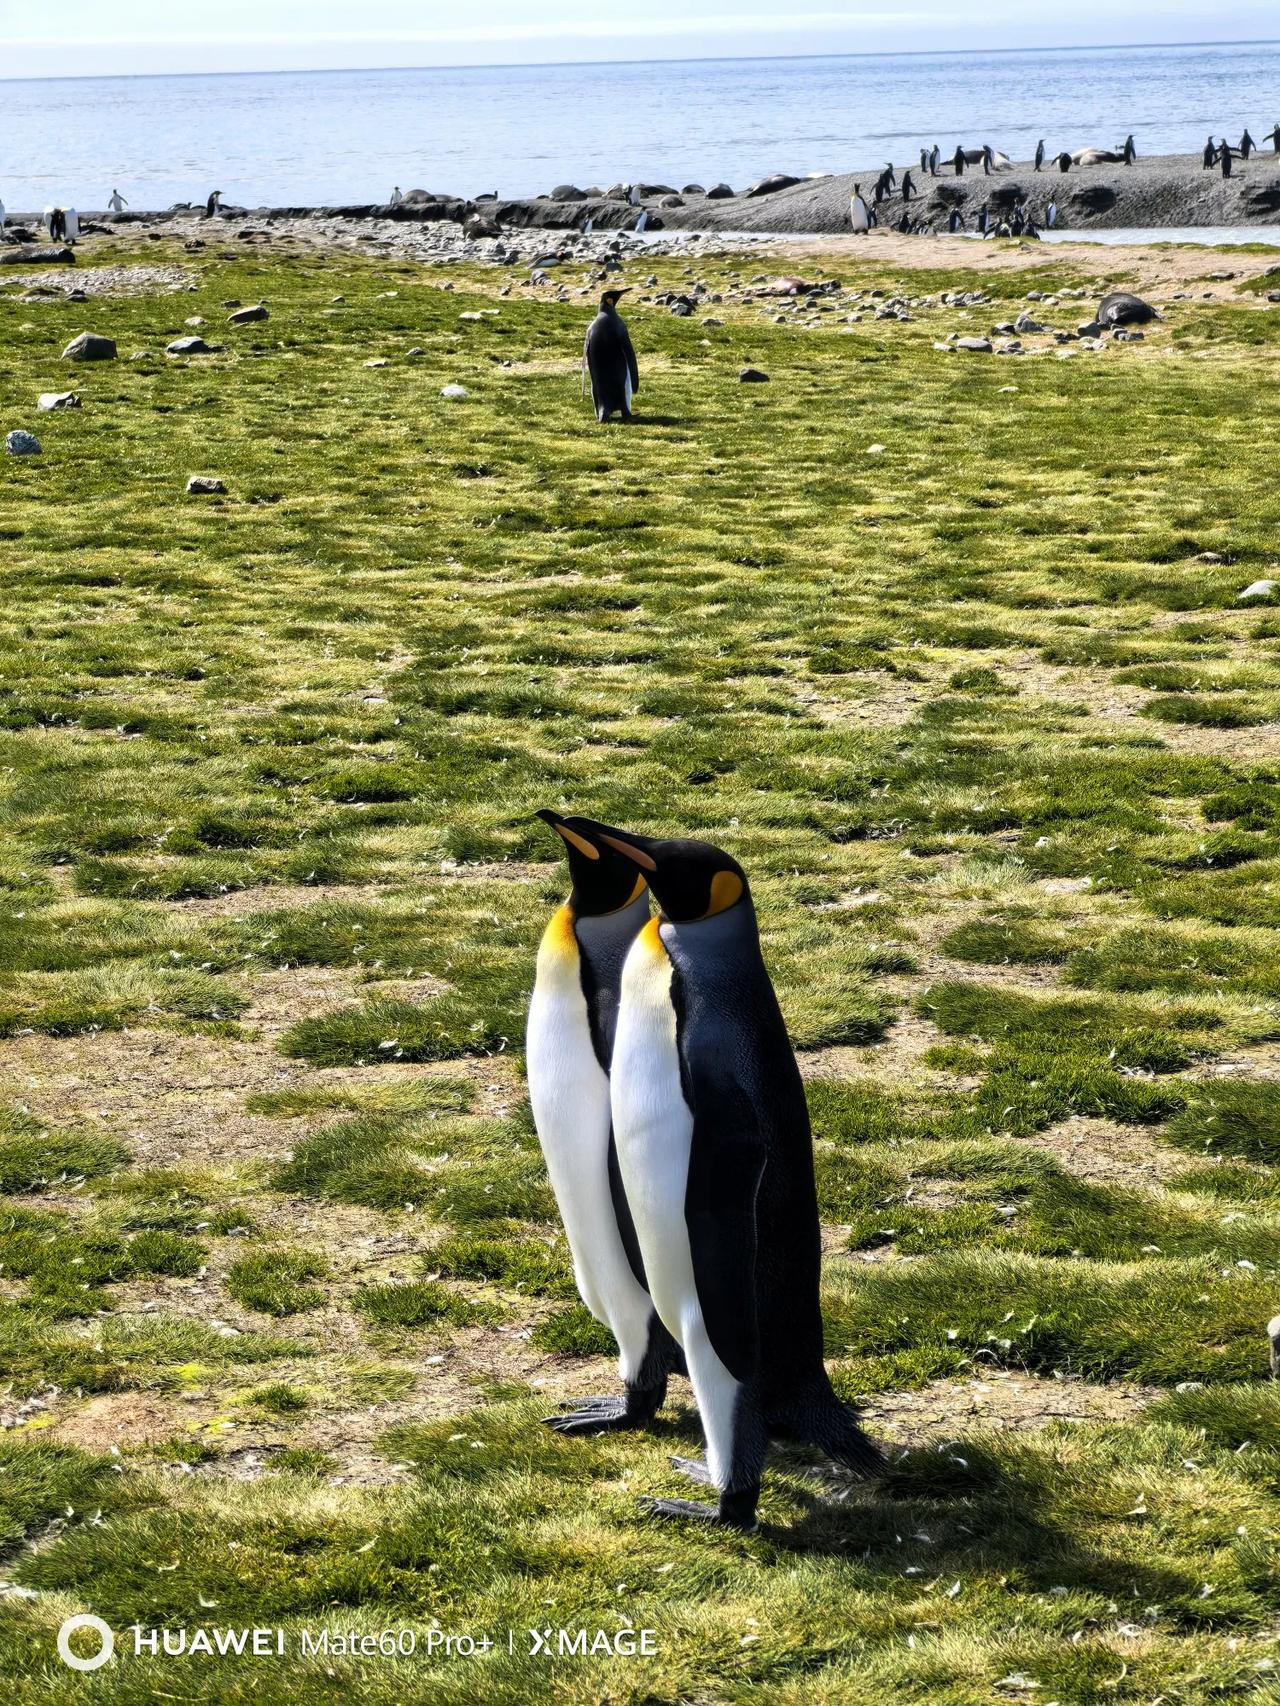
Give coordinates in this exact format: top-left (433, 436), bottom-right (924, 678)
top-left (5, 430), bottom-right (41, 456)
top-left (1238, 579), bottom-right (1278, 601)
top-left (37, 392), bottom-right (80, 410)
top-left (364, 358), bottom-right (390, 368)
top-left (186, 475), bottom-right (226, 494)
top-left (441, 384), bottom-right (469, 397)
top-left (228, 304), bottom-right (270, 324)
top-left (954, 337), bottom-right (993, 353)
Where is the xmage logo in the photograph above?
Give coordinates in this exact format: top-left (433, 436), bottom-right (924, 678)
top-left (57, 1615), bottom-right (116, 1672)
top-left (527, 1627), bottom-right (658, 1657)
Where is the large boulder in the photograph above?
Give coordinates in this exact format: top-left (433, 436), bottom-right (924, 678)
top-left (62, 332), bottom-right (116, 361)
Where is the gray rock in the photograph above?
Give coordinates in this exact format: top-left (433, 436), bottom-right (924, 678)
top-left (166, 336), bottom-right (219, 355)
top-left (1014, 312), bottom-right (1046, 333)
top-left (227, 304), bottom-right (269, 324)
top-left (37, 392), bottom-right (80, 410)
top-left (186, 475), bottom-right (226, 494)
top-left (739, 368), bottom-right (770, 382)
top-left (5, 430), bottom-right (41, 456)
top-left (62, 332), bottom-right (116, 361)
top-left (955, 336), bottom-right (993, 353)
top-left (1238, 579), bottom-right (1279, 601)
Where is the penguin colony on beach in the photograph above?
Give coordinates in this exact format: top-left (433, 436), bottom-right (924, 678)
top-left (528, 814), bottom-right (883, 1531)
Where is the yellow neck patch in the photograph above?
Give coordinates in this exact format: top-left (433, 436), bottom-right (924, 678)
top-left (699, 870), bottom-right (744, 919)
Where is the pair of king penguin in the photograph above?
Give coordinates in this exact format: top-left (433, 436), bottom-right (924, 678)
top-left (527, 812), bottom-right (882, 1532)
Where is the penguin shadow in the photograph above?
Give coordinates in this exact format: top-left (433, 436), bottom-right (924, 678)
top-left (624, 413), bottom-right (683, 428)
top-left (742, 1440), bottom-right (1190, 1605)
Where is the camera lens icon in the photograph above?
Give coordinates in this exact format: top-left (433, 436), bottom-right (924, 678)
top-left (57, 1614), bottom-right (115, 1672)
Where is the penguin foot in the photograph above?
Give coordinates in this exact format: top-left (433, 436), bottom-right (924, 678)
top-left (543, 1396), bottom-right (630, 1434)
top-left (640, 1496), bottom-right (758, 1534)
top-left (669, 1455), bottom-right (714, 1485)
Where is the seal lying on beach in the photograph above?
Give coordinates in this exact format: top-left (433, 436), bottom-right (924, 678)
top-left (1096, 291), bottom-right (1158, 328)
top-left (1073, 147), bottom-right (1124, 165)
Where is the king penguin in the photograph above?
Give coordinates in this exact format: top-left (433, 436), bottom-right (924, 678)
top-left (569, 819), bottom-right (883, 1530)
top-left (584, 287), bottom-right (640, 423)
top-left (527, 810), bottom-right (684, 1434)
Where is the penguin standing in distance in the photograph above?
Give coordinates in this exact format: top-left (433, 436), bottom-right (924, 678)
top-left (584, 287), bottom-right (640, 423)
top-left (527, 811), bottom-right (685, 1434)
top-left (1121, 133), bottom-right (1137, 164)
top-left (569, 819), bottom-right (883, 1531)
top-left (1240, 128), bottom-right (1256, 160)
top-left (1267, 123), bottom-right (1280, 155)
top-left (1203, 135), bottom-right (1217, 169)
top-left (1034, 139), bottom-right (1045, 172)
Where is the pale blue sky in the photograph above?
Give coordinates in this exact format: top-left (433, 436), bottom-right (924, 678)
top-left (1, 0), bottom-right (1274, 79)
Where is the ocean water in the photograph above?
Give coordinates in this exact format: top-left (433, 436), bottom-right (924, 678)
top-left (3, 39), bottom-right (1280, 212)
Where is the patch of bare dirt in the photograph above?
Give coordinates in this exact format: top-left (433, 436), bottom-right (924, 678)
top-left (170, 883), bottom-right (375, 921)
top-left (864, 1370), bottom-right (1155, 1444)
top-left (1019, 1114), bottom-right (1186, 1186)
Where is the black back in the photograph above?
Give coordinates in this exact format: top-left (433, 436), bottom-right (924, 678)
top-left (585, 307), bottom-right (639, 419)
top-left (662, 907), bottom-right (826, 1405)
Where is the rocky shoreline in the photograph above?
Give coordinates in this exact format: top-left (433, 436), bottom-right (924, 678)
top-left (6, 149), bottom-right (1280, 246)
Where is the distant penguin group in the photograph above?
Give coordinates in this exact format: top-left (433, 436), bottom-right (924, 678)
top-left (529, 815), bottom-right (883, 1531)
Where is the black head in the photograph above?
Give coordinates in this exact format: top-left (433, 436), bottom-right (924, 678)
top-left (600, 287), bottom-right (629, 311)
top-left (570, 818), bottom-right (750, 924)
top-left (536, 809), bottom-right (646, 917)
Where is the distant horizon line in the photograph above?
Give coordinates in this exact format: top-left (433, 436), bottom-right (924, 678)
top-left (2, 34), bottom-right (1279, 85)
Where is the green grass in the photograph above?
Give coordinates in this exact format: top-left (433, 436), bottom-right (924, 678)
top-left (352, 1278), bottom-right (497, 1330)
top-left (225, 1249), bottom-right (327, 1315)
top-left (3, 231), bottom-right (1280, 1700)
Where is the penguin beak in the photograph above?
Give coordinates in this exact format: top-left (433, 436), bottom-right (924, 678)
top-left (535, 808), bottom-right (601, 862)
top-left (569, 818), bottom-right (659, 872)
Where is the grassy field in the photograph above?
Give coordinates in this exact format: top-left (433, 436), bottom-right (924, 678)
top-left (2, 226), bottom-right (1280, 1701)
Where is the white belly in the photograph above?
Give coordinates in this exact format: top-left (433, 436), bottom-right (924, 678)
top-left (526, 927), bottom-right (655, 1381)
top-left (612, 926), bottom-right (741, 1483)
